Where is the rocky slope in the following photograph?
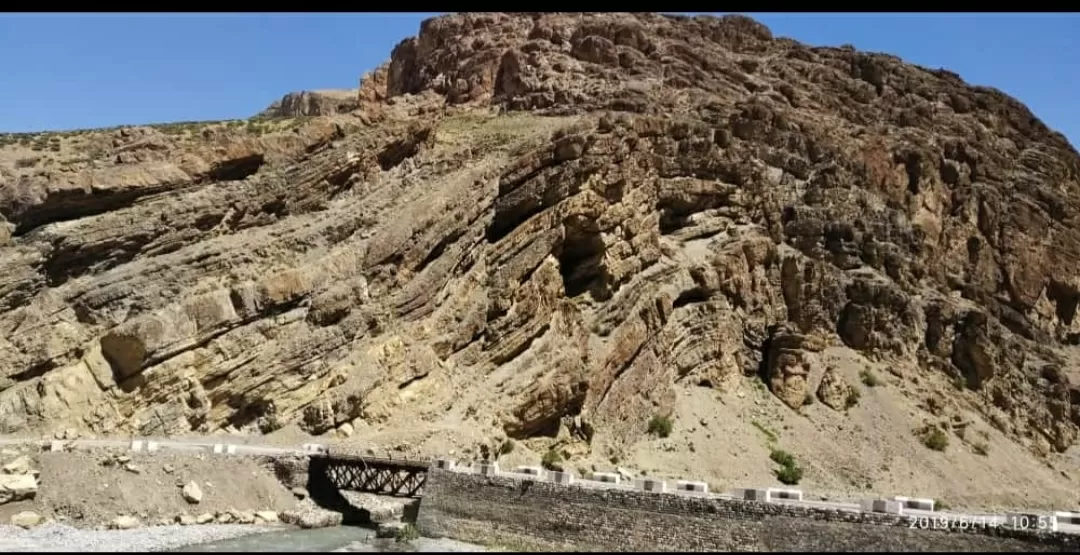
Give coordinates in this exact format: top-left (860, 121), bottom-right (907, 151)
top-left (2, 12), bottom-right (1080, 508)
top-left (258, 89), bottom-right (359, 118)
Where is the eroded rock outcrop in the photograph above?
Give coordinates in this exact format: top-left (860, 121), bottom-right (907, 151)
top-left (2, 12), bottom-right (1079, 471)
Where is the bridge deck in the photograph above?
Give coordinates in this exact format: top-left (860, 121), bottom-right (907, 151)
top-left (318, 451), bottom-right (432, 472)
top-left (313, 451), bottom-right (431, 497)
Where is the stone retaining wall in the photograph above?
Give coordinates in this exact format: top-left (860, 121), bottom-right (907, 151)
top-left (416, 470), bottom-right (1080, 552)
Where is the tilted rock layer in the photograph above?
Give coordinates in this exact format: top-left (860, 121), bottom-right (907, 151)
top-left (2, 12), bottom-right (1080, 504)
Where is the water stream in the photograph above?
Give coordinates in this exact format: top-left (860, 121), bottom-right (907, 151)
top-left (171, 525), bottom-right (488, 553)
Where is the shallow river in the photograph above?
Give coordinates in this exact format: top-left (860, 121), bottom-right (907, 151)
top-left (172, 525), bottom-right (489, 553)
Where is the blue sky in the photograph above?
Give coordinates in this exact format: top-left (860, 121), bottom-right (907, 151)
top-left (0, 12), bottom-right (1076, 148)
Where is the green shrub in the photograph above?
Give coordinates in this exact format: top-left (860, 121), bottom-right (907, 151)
top-left (802, 393), bottom-right (815, 406)
top-left (769, 449), bottom-right (795, 468)
top-left (860, 369), bottom-right (881, 387)
top-left (769, 448), bottom-right (804, 485)
top-left (647, 415), bottom-right (673, 438)
top-left (498, 439), bottom-right (515, 456)
top-left (541, 449), bottom-right (563, 471)
top-left (751, 420), bottom-right (778, 443)
top-left (775, 462), bottom-right (804, 485)
top-left (922, 427), bottom-right (948, 451)
top-left (845, 388), bottom-right (861, 408)
top-left (394, 523), bottom-right (420, 543)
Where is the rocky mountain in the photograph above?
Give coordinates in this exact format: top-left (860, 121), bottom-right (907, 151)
top-left (257, 89), bottom-right (359, 118)
top-left (2, 12), bottom-right (1079, 508)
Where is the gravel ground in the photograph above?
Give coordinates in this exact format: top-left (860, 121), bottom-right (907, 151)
top-left (0, 523), bottom-right (277, 552)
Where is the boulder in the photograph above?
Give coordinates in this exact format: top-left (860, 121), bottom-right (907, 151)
top-left (110, 515), bottom-right (141, 530)
top-left (280, 502), bottom-right (343, 529)
top-left (11, 511), bottom-right (43, 529)
top-left (181, 480), bottom-right (203, 504)
top-left (254, 510), bottom-right (279, 523)
top-left (0, 473), bottom-right (37, 504)
top-left (2, 455), bottom-right (33, 475)
top-left (816, 366), bottom-right (855, 411)
top-left (765, 326), bottom-right (823, 409)
top-left (195, 513), bottom-right (215, 524)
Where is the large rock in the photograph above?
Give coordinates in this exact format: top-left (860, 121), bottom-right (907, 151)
top-left (2, 455), bottom-right (33, 475)
top-left (10, 511), bottom-right (42, 529)
top-left (0, 473), bottom-right (37, 504)
top-left (109, 515), bottom-right (141, 530)
top-left (816, 366), bottom-right (855, 411)
top-left (181, 481), bottom-right (203, 504)
top-left (764, 326), bottom-right (824, 409)
top-left (280, 502), bottom-right (344, 529)
top-left (258, 89), bottom-right (359, 118)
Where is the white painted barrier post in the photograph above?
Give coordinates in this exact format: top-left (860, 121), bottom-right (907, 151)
top-left (129, 440), bottom-right (144, 452)
top-left (49, 441), bottom-right (66, 453)
top-left (674, 480), bottom-right (709, 495)
top-left (1053, 511), bottom-right (1080, 531)
top-left (732, 488), bottom-right (769, 501)
top-left (301, 443), bottom-right (327, 455)
top-left (892, 496), bottom-right (934, 511)
top-left (146, 441), bottom-right (160, 453)
top-left (212, 444), bottom-right (236, 455)
top-left (767, 488), bottom-right (804, 502)
top-left (478, 461), bottom-right (499, 476)
top-left (591, 472), bottom-right (620, 484)
top-left (549, 471), bottom-right (575, 485)
top-left (860, 499), bottom-right (904, 515)
top-left (515, 466), bottom-right (545, 479)
top-left (635, 477), bottom-right (667, 493)
top-left (433, 458), bottom-right (456, 471)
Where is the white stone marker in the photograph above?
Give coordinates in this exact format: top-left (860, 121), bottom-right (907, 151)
top-left (515, 466), bottom-right (545, 478)
top-left (767, 488), bottom-right (804, 502)
top-left (635, 477), bottom-right (667, 493)
top-left (591, 472), bottom-right (620, 484)
top-left (860, 499), bottom-right (904, 515)
top-left (549, 471), bottom-right (575, 485)
top-left (732, 488), bottom-right (769, 501)
top-left (892, 496), bottom-right (934, 511)
top-left (674, 480), bottom-right (709, 495)
top-left (478, 462), bottom-right (500, 476)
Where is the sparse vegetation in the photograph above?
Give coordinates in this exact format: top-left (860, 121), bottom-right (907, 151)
top-left (541, 449), bottom-right (563, 471)
top-left (769, 449), bottom-right (795, 467)
top-left (802, 393), bottom-right (815, 406)
top-left (951, 375), bottom-right (967, 390)
top-left (15, 156), bottom-right (40, 168)
top-left (775, 463), bottom-right (804, 485)
top-left (770, 448), bottom-right (804, 485)
top-left (394, 523), bottom-right (420, 543)
top-left (751, 420), bottom-right (778, 443)
top-left (859, 369), bottom-right (881, 387)
top-left (647, 414), bottom-right (673, 438)
top-left (935, 498), bottom-right (950, 511)
top-left (498, 438), bottom-right (515, 456)
top-left (921, 427), bottom-right (949, 451)
top-left (845, 388), bottom-right (861, 409)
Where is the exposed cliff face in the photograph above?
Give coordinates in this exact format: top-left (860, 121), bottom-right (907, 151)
top-left (2, 12), bottom-right (1079, 506)
top-left (258, 89), bottom-right (359, 118)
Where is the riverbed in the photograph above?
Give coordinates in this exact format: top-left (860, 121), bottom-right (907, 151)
top-left (0, 524), bottom-right (488, 553)
top-left (173, 525), bottom-right (489, 552)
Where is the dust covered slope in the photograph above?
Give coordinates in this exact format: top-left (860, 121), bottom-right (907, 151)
top-left (2, 12), bottom-right (1080, 508)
